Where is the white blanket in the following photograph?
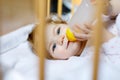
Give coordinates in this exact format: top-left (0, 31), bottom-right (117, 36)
top-left (1, 15), bottom-right (120, 80)
top-left (1, 41), bottom-right (39, 80)
top-left (1, 41), bottom-right (120, 80)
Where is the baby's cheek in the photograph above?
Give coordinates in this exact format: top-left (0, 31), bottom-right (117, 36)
top-left (53, 49), bottom-right (69, 59)
top-left (54, 47), bottom-right (66, 55)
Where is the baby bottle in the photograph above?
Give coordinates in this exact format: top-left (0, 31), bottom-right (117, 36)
top-left (69, 0), bottom-right (95, 26)
top-left (66, 0), bottom-right (95, 41)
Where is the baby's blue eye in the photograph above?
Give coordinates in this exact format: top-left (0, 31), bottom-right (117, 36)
top-left (52, 43), bottom-right (56, 52)
top-left (57, 27), bottom-right (61, 35)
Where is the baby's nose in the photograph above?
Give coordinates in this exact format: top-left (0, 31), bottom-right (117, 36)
top-left (57, 35), bottom-right (65, 45)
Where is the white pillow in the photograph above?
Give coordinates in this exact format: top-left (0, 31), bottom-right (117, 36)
top-left (0, 24), bottom-right (36, 54)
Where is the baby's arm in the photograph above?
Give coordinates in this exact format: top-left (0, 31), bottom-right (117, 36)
top-left (109, 0), bottom-right (120, 16)
top-left (71, 23), bottom-right (115, 43)
top-left (71, 24), bottom-right (92, 41)
top-left (102, 27), bottom-right (115, 43)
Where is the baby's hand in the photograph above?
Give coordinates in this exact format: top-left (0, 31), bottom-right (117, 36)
top-left (72, 24), bottom-right (93, 41)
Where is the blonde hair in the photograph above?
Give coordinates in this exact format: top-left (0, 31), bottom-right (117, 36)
top-left (46, 14), bottom-right (67, 24)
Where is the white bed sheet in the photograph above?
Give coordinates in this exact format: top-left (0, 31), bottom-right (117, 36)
top-left (1, 41), bottom-right (120, 80)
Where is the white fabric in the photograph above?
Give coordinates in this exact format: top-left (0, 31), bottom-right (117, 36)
top-left (101, 14), bottom-right (120, 71)
top-left (0, 24), bottom-right (35, 53)
top-left (1, 41), bottom-right (39, 80)
top-left (1, 15), bottom-right (120, 80)
top-left (1, 41), bottom-right (120, 80)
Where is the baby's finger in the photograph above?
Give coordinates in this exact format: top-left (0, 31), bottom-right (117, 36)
top-left (72, 25), bottom-right (80, 32)
top-left (75, 24), bottom-right (91, 34)
top-left (84, 23), bottom-right (93, 30)
top-left (74, 32), bottom-right (91, 40)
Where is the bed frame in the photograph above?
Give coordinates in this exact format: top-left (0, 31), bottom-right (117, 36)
top-left (0, 0), bottom-right (36, 35)
top-left (1, 0), bottom-right (107, 80)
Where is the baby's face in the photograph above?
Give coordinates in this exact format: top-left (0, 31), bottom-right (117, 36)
top-left (45, 23), bottom-right (81, 59)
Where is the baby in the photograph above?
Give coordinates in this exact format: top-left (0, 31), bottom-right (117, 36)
top-left (45, 15), bottom-right (89, 59)
top-left (45, 0), bottom-right (120, 60)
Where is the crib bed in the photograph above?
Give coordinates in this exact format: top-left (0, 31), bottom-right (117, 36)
top-left (0, 0), bottom-right (36, 36)
top-left (1, 24), bottom-right (120, 80)
top-left (1, 0), bottom-right (120, 80)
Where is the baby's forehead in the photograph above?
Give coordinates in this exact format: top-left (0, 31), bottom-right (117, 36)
top-left (46, 23), bottom-right (63, 34)
top-left (47, 23), bottom-right (61, 27)
top-left (46, 23), bottom-right (56, 30)
top-left (45, 24), bottom-right (56, 47)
